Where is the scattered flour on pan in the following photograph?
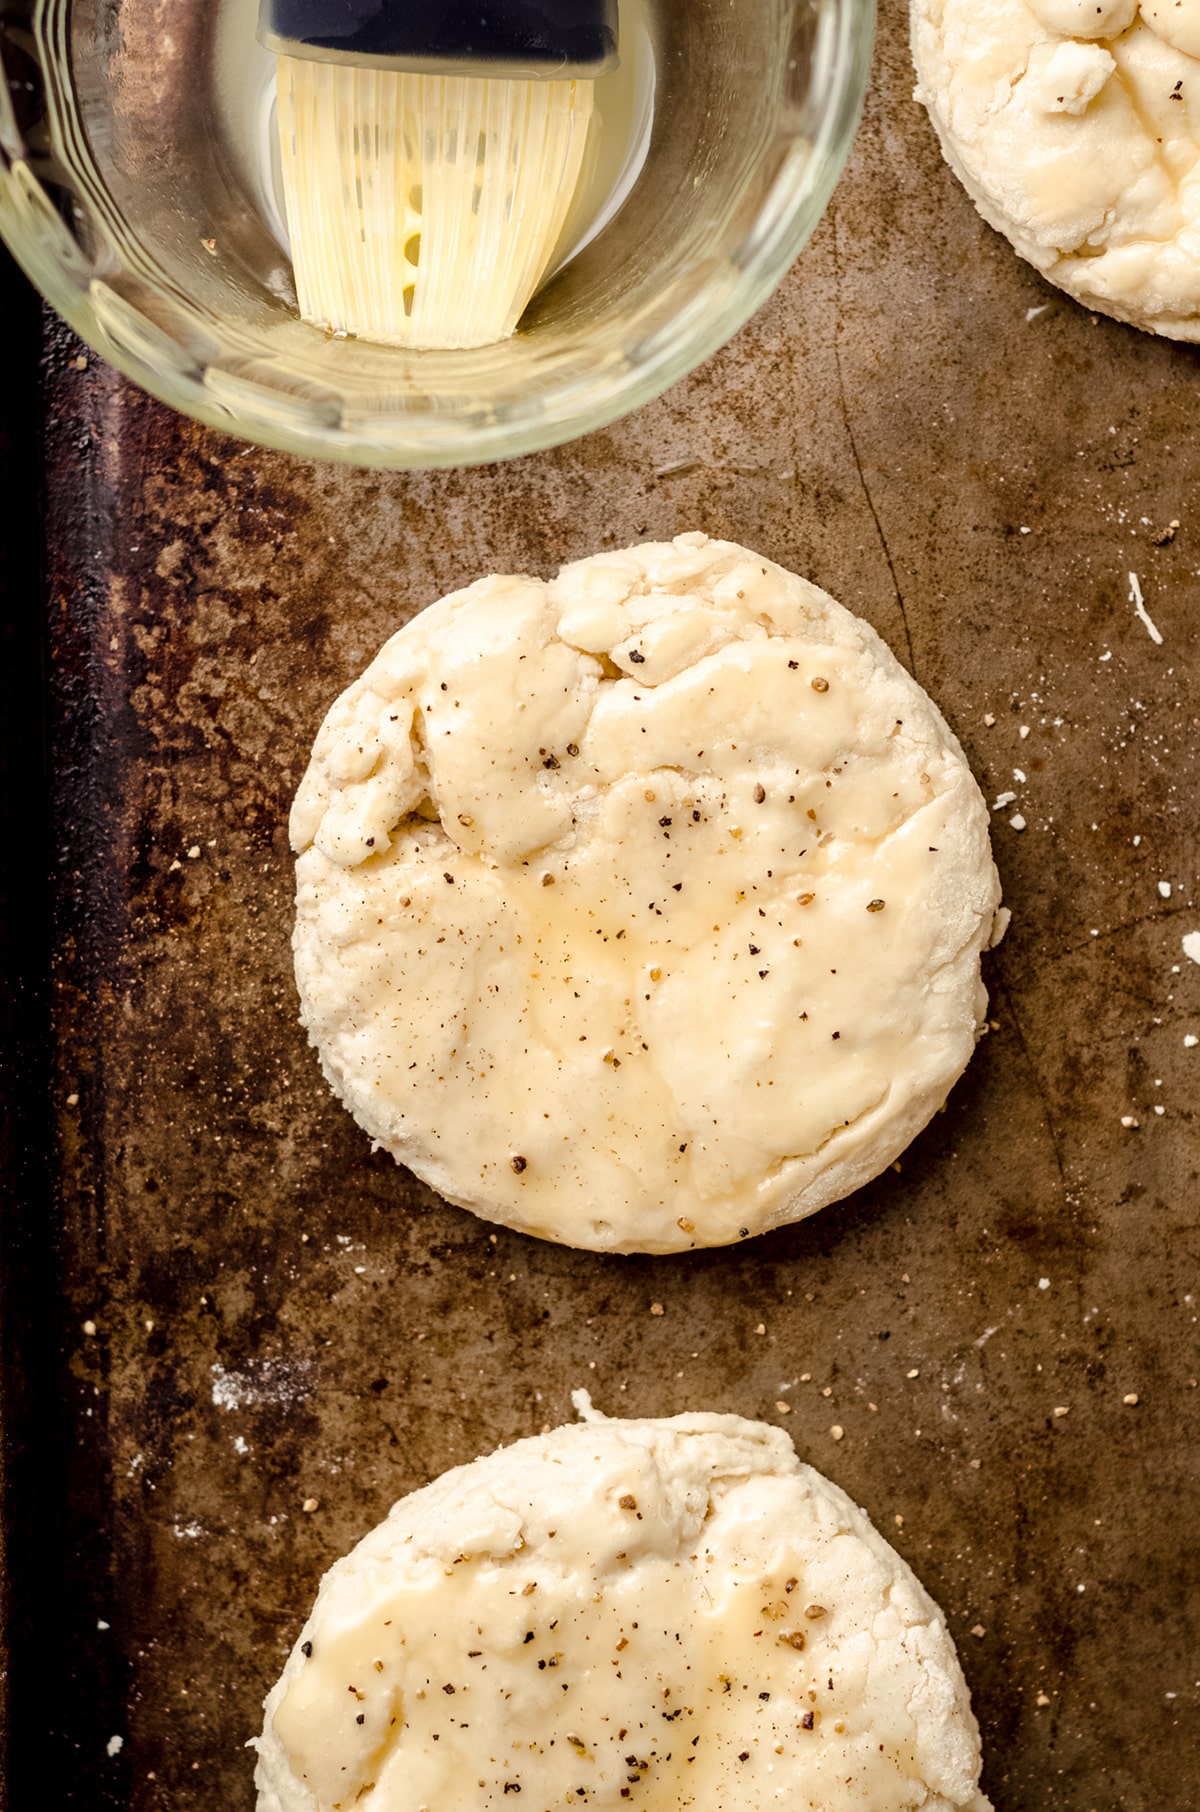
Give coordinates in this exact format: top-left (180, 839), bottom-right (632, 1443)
top-left (211, 1359), bottom-right (314, 1412)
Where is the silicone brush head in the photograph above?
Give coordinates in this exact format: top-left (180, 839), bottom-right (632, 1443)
top-left (263, 1), bottom-right (618, 350)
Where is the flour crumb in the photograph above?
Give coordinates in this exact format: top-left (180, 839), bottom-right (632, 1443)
top-left (1129, 573), bottom-right (1163, 646)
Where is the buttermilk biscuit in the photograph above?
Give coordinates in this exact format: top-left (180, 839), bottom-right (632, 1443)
top-left (254, 1400), bottom-right (992, 1812)
top-left (291, 535), bottom-right (1001, 1252)
top-left (913, 0), bottom-right (1200, 337)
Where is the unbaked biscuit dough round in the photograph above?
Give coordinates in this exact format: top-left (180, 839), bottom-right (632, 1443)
top-left (253, 1400), bottom-right (993, 1812)
top-left (912, 0), bottom-right (1200, 338)
top-left (291, 534), bottom-right (1001, 1254)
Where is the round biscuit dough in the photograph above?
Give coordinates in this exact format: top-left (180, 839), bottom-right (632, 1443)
top-left (291, 534), bottom-right (1002, 1254)
top-left (253, 1399), bottom-right (993, 1812)
top-left (912, 0), bottom-right (1200, 338)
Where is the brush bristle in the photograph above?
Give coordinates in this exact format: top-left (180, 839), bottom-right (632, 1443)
top-left (274, 57), bottom-right (594, 350)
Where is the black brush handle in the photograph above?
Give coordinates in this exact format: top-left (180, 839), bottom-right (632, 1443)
top-left (260, 0), bottom-right (619, 73)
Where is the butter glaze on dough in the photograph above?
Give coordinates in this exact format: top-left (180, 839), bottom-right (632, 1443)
top-left (254, 1399), bottom-right (992, 1812)
top-left (291, 534), bottom-right (1001, 1253)
top-left (912, 0), bottom-right (1200, 337)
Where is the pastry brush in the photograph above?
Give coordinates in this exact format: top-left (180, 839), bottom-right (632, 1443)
top-left (258, 0), bottom-right (619, 349)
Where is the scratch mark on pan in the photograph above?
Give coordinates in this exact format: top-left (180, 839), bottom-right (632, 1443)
top-left (830, 207), bottom-right (917, 677)
top-left (994, 979), bottom-right (1068, 1203)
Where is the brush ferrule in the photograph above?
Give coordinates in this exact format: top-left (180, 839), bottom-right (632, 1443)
top-left (258, 0), bottom-right (619, 77)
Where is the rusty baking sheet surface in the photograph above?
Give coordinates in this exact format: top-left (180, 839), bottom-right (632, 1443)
top-left (8, 4), bottom-right (1199, 1806)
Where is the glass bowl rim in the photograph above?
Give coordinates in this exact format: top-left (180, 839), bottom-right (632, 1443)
top-left (0, 0), bottom-right (876, 469)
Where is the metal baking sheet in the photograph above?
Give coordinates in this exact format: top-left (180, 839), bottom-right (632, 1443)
top-left (6, 4), bottom-right (1199, 1805)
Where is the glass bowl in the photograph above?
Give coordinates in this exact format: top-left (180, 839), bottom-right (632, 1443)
top-left (0, 0), bottom-right (874, 469)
